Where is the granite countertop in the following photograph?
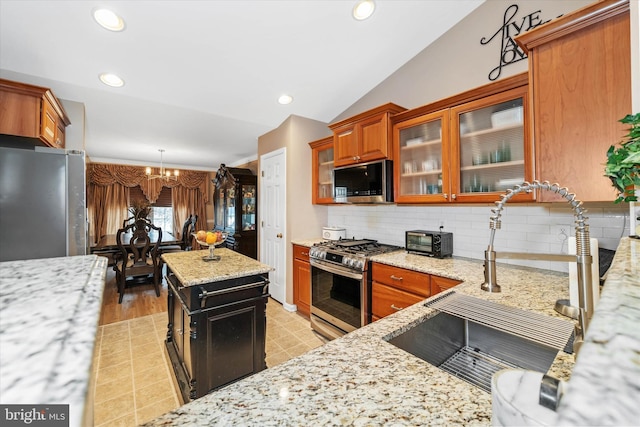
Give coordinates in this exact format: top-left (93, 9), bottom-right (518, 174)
top-left (291, 238), bottom-right (325, 247)
top-left (162, 248), bottom-right (273, 287)
top-left (555, 237), bottom-right (640, 425)
top-left (0, 255), bottom-right (108, 427)
top-left (146, 246), bottom-right (583, 426)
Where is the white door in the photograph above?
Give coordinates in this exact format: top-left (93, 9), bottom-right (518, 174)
top-left (260, 148), bottom-right (286, 304)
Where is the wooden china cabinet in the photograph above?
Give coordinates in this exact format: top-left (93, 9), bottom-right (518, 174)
top-left (309, 136), bottom-right (335, 204)
top-left (392, 73), bottom-right (533, 204)
top-left (213, 165), bottom-right (258, 259)
top-left (0, 78), bottom-right (70, 148)
top-left (329, 103), bottom-right (407, 168)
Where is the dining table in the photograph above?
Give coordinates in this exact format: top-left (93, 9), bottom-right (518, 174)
top-left (90, 230), bottom-right (180, 254)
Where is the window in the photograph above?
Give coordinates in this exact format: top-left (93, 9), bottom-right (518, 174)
top-left (130, 186), bottom-right (173, 235)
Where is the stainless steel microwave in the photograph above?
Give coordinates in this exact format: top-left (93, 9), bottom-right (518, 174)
top-left (406, 230), bottom-right (453, 258)
top-left (333, 160), bottom-right (393, 204)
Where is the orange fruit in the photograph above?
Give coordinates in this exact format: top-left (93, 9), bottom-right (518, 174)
top-left (206, 232), bottom-right (216, 244)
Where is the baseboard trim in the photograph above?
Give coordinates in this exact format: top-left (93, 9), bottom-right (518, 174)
top-left (283, 302), bottom-right (297, 312)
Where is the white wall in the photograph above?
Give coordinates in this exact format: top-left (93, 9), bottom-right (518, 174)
top-left (327, 202), bottom-right (629, 273)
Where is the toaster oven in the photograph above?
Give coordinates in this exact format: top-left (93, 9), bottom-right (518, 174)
top-left (405, 230), bottom-right (453, 258)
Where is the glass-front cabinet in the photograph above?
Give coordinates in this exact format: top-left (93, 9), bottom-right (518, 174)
top-left (213, 165), bottom-right (257, 259)
top-left (309, 136), bottom-right (335, 204)
top-left (451, 85), bottom-right (531, 203)
top-left (394, 110), bottom-right (449, 203)
top-left (241, 185), bottom-right (256, 231)
top-left (393, 74), bottom-right (533, 203)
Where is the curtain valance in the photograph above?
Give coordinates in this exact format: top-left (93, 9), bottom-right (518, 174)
top-left (89, 163), bottom-right (210, 204)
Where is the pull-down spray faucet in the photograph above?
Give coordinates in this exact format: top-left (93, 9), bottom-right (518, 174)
top-left (481, 180), bottom-right (593, 354)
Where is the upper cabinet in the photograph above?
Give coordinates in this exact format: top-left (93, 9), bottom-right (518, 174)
top-left (309, 136), bottom-right (335, 204)
top-left (515, 0), bottom-right (631, 202)
top-left (393, 73), bottom-right (533, 203)
top-left (329, 103), bottom-right (406, 168)
top-left (0, 78), bottom-right (70, 148)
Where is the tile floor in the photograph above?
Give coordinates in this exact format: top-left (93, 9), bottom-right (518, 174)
top-left (93, 300), bottom-right (325, 426)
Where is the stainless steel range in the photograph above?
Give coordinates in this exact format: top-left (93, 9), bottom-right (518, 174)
top-left (309, 238), bottom-right (401, 340)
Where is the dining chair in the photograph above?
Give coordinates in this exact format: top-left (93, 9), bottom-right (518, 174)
top-left (114, 220), bottom-right (163, 303)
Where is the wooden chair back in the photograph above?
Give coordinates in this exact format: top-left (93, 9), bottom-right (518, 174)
top-left (116, 220), bottom-right (162, 277)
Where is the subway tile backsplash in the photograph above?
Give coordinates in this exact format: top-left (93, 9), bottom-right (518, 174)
top-left (327, 203), bottom-right (630, 273)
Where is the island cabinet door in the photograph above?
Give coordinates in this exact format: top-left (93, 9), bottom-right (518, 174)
top-left (195, 295), bottom-right (267, 397)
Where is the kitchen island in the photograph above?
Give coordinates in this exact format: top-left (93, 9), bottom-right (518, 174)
top-left (146, 237), bottom-right (638, 425)
top-left (0, 255), bottom-right (108, 427)
top-left (162, 248), bottom-right (272, 402)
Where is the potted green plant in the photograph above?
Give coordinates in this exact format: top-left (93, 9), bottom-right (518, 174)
top-left (605, 113), bottom-right (640, 203)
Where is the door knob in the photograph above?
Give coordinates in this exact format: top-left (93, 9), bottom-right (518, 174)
top-left (276, 233), bottom-right (283, 238)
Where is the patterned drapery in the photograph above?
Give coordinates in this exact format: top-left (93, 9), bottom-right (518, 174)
top-left (88, 163), bottom-right (209, 204)
top-left (88, 163), bottom-right (210, 243)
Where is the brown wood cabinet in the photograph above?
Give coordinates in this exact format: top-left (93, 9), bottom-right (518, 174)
top-left (309, 136), bottom-right (335, 204)
top-left (516, 0), bottom-right (631, 202)
top-left (329, 103), bottom-right (406, 168)
top-left (430, 275), bottom-right (461, 295)
top-left (392, 73), bottom-right (533, 204)
top-left (292, 244), bottom-right (311, 317)
top-left (0, 78), bottom-right (70, 148)
top-left (370, 262), bottom-right (461, 322)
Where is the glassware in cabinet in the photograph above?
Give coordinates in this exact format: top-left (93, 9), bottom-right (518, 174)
top-left (309, 136), bottom-right (335, 204)
top-left (393, 109), bottom-right (449, 202)
top-left (242, 184), bottom-right (256, 231)
top-left (452, 86), bottom-right (532, 202)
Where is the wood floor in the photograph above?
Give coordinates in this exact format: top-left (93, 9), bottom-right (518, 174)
top-left (99, 267), bottom-right (169, 326)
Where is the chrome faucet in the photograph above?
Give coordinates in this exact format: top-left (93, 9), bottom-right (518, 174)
top-left (481, 180), bottom-right (593, 354)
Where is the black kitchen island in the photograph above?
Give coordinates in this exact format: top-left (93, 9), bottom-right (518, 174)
top-left (162, 248), bottom-right (272, 402)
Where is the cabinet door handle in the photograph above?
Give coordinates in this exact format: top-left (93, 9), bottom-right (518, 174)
top-left (451, 194), bottom-right (457, 200)
top-left (277, 233), bottom-right (283, 238)
top-left (390, 275), bottom-right (403, 281)
top-left (443, 193), bottom-right (448, 199)
top-left (391, 304), bottom-right (404, 311)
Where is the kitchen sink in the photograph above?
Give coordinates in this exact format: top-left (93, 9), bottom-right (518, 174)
top-left (387, 292), bottom-right (575, 393)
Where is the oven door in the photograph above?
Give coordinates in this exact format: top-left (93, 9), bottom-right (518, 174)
top-left (309, 258), bottom-right (363, 340)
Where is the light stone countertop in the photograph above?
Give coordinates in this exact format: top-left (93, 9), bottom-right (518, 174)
top-left (145, 244), bottom-right (586, 426)
top-left (291, 238), bottom-right (326, 248)
top-left (0, 255), bottom-right (108, 427)
top-left (161, 248), bottom-right (273, 287)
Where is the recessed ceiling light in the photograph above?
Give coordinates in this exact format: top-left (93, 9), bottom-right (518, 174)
top-left (99, 73), bottom-right (125, 88)
top-left (93, 8), bottom-right (125, 31)
top-left (353, 0), bottom-right (375, 21)
top-left (278, 94), bottom-right (293, 105)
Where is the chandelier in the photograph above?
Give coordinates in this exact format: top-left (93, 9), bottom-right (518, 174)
top-left (145, 149), bottom-right (179, 181)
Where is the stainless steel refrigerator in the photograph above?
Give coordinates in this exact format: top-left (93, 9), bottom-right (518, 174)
top-left (0, 146), bottom-right (87, 261)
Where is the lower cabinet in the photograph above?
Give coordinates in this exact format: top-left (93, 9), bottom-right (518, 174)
top-left (165, 269), bottom-right (268, 402)
top-left (292, 244), bottom-right (311, 317)
top-left (370, 262), bottom-right (461, 321)
top-left (431, 274), bottom-right (461, 294)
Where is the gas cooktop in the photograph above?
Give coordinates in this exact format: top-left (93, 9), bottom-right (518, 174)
top-left (309, 238), bottom-right (401, 271)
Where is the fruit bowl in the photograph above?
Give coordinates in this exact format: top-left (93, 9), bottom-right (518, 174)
top-left (194, 231), bottom-right (228, 261)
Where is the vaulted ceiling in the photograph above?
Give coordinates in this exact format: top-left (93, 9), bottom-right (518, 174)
top-left (0, 1), bottom-right (484, 170)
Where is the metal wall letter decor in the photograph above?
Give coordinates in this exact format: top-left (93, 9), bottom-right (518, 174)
top-left (481, 4), bottom-right (562, 81)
